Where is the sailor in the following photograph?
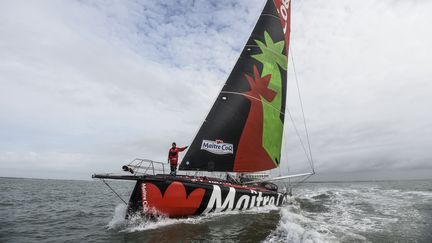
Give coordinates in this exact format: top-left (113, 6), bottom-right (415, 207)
top-left (168, 142), bottom-right (188, 176)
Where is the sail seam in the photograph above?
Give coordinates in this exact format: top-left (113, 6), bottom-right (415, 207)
top-left (260, 13), bottom-right (280, 20)
top-left (220, 91), bottom-right (285, 116)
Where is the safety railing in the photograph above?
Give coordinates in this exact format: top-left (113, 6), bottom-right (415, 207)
top-left (121, 158), bottom-right (166, 176)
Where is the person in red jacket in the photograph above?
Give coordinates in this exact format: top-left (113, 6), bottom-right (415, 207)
top-left (168, 142), bottom-right (188, 176)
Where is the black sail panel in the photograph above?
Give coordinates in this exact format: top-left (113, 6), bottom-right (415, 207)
top-left (180, 0), bottom-right (291, 172)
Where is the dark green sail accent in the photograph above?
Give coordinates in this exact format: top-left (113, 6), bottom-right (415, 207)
top-left (180, 0), bottom-right (290, 172)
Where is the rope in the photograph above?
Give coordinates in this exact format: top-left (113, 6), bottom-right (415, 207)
top-left (285, 108), bottom-right (312, 162)
top-left (287, 174), bottom-right (313, 193)
top-left (289, 47), bottom-right (315, 173)
top-left (101, 179), bottom-right (128, 205)
top-left (221, 89), bottom-right (313, 169)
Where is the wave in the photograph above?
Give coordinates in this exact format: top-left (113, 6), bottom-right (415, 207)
top-left (107, 203), bottom-right (280, 232)
top-left (265, 184), bottom-right (432, 242)
top-left (106, 184), bottom-right (432, 242)
top-left (264, 206), bottom-right (331, 243)
top-left (107, 203), bottom-right (128, 229)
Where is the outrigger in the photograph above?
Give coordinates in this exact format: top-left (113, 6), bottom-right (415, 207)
top-left (93, 0), bottom-right (314, 218)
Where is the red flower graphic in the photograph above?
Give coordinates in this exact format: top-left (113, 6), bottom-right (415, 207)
top-left (244, 65), bottom-right (276, 102)
top-left (142, 182), bottom-right (205, 217)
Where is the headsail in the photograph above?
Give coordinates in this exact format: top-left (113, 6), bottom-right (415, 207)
top-left (180, 0), bottom-right (291, 172)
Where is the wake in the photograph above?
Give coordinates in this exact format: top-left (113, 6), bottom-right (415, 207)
top-left (107, 203), bottom-right (280, 232)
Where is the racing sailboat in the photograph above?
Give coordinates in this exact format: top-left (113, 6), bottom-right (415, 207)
top-left (93, 0), bottom-right (314, 218)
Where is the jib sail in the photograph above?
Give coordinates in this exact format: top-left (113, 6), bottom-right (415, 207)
top-left (180, 0), bottom-right (291, 172)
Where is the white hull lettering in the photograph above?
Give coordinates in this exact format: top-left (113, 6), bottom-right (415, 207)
top-left (263, 196), bottom-right (270, 206)
top-left (255, 192), bottom-right (263, 207)
top-left (202, 185), bottom-right (236, 214)
top-left (269, 196), bottom-right (275, 205)
top-left (203, 186), bottom-right (283, 214)
top-left (235, 195), bottom-right (251, 210)
top-left (141, 183), bottom-right (148, 212)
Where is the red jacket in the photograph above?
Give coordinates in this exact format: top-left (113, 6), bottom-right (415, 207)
top-left (168, 147), bottom-right (187, 166)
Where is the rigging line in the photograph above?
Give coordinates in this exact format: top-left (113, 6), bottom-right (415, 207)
top-left (289, 47), bottom-right (315, 173)
top-left (101, 179), bottom-right (128, 205)
top-left (188, 92), bottom-right (312, 171)
top-left (221, 91), bottom-right (311, 162)
top-left (286, 107), bottom-right (312, 162)
top-left (282, 126), bottom-right (290, 177)
top-left (291, 174), bottom-right (313, 189)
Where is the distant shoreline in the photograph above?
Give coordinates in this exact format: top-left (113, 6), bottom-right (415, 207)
top-left (304, 178), bottom-right (432, 183)
top-left (1, 176), bottom-right (431, 183)
top-left (0, 176), bottom-right (93, 182)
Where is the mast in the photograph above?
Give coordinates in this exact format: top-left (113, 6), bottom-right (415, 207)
top-left (180, 0), bottom-right (291, 172)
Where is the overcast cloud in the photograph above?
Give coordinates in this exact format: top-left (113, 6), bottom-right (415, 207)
top-left (1, 0), bottom-right (431, 180)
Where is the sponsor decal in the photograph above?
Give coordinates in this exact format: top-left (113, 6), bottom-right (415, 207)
top-left (274, 0), bottom-right (291, 51)
top-left (201, 139), bottom-right (234, 155)
top-left (140, 182), bottom-right (286, 217)
top-left (141, 183), bottom-right (148, 212)
top-left (142, 182), bottom-right (205, 217)
top-left (275, 0), bottom-right (290, 34)
top-left (202, 185), bottom-right (284, 214)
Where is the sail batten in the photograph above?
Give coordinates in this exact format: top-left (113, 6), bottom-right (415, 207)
top-left (220, 91), bottom-right (286, 115)
top-left (180, 0), bottom-right (291, 172)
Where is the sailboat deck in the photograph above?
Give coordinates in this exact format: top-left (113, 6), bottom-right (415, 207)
top-left (92, 173), bottom-right (278, 192)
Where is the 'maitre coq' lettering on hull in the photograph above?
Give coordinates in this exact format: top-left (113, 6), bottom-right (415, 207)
top-left (128, 180), bottom-right (286, 218)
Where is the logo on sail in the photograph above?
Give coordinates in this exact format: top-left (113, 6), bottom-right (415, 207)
top-left (201, 140), bottom-right (233, 155)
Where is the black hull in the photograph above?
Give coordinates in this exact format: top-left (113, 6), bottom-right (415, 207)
top-left (126, 175), bottom-right (287, 218)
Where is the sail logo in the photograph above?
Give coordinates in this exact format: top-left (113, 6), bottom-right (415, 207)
top-left (201, 140), bottom-right (234, 155)
top-left (275, 0), bottom-right (290, 34)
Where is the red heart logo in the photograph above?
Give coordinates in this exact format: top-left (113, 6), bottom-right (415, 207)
top-left (143, 182), bottom-right (206, 217)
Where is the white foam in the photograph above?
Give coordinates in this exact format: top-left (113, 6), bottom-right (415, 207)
top-left (107, 203), bottom-right (128, 229)
top-left (264, 207), bottom-right (331, 243)
top-left (401, 190), bottom-right (432, 198)
top-left (122, 204), bottom-right (280, 232)
top-left (107, 185), bottom-right (432, 241)
top-left (125, 214), bottom-right (204, 232)
top-left (271, 184), bottom-right (432, 242)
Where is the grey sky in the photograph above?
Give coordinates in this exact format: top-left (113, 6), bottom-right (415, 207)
top-left (1, 0), bottom-right (431, 180)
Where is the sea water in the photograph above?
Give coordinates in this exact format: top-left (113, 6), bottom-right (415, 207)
top-left (1, 178), bottom-right (431, 242)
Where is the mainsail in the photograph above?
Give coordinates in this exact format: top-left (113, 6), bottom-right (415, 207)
top-left (180, 0), bottom-right (291, 172)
